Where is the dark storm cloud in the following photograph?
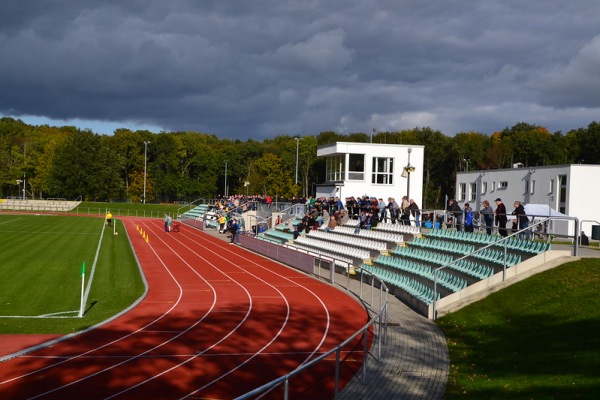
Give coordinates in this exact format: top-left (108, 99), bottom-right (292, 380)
top-left (1, 0), bottom-right (599, 139)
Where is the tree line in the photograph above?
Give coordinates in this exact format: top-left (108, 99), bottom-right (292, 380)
top-left (1, 117), bottom-right (599, 209)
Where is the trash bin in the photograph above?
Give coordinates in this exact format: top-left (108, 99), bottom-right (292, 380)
top-left (592, 225), bottom-right (600, 240)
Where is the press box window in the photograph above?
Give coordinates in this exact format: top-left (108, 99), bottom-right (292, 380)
top-left (371, 157), bottom-right (394, 184)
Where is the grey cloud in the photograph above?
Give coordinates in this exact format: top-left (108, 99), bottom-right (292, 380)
top-left (533, 36), bottom-right (600, 108)
top-left (1, 0), bottom-right (600, 139)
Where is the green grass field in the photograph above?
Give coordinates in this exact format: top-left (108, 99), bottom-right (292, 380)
top-left (0, 214), bottom-right (145, 334)
top-left (73, 201), bottom-right (193, 219)
top-left (438, 258), bottom-right (600, 399)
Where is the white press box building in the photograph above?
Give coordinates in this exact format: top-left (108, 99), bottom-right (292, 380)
top-left (455, 164), bottom-right (600, 237)
top-left (315, 142), bottom-right (424, 208)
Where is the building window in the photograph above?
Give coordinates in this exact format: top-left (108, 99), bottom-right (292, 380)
top-left (559, 174), bottom-right (567, 213)
top-left (549, 179), bottom-right (554, 194)
top-left (530, 180), bottom-right (535, 194)
top-left (348, 153), bottom-right (365, 180)
top-left (326, 155), bottom-right (345, 182)
top-left (459, 183), bottom-right (466, 201)
top-left (470, 183), bottom-right (476, 201)
top-left (492, 181), bottom-right (496, 191)
top-left (499, 181), bottom-right (508, 189)
top-left (525, 180), bottom-right (529, 194)
top-left (371, 157), bottom-right (394, 185)
top-left (481, 182), bottom-right (487, 194)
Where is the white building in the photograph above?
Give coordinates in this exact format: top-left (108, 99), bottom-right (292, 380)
top-left (456, 164), bottom-right (600, 236)
top-left (316, 142), bottom-right (424, 207)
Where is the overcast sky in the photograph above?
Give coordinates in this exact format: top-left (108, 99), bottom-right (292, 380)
top-left (1, 0), bottom-right (599, 140)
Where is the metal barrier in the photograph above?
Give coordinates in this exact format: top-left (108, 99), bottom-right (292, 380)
top-left (72, 207), bottom-right (174, 219)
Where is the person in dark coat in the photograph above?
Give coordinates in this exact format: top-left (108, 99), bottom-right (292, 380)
top-left (512, 201), bottom-right (531, 240)
top-left (494, 198), bottom-right (508, 237)
top-left (448, 198), bottom-right (462, 231)
top-left (408, 199), bottom-right (421, 227)
top-left (580, 231), bottom-right (590, 246)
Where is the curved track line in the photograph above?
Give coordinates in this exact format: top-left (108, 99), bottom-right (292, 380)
top-left (25, 219), bottom-right (225, 399)
top-left (18, 218), bottom-right (290, 399)
top-left (0, 217), bottom-right (368, 399)
top-left (104, 219), bottom-right (293, 398)
top-left (1, 229), bottom-right (191, 386)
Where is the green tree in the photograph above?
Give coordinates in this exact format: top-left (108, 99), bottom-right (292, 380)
top-left (49, 129), bottom-right (123, 200)
top-left (450, 131), bottom-right (491, 172)
top-left (250, 153), bottom-right (295, 198)
top-left (573, 121), bottom-right (600, 164)
top-left (495, 122), bottom-right (554, 167)
top-left (298, 136), bottom-right (319, 198)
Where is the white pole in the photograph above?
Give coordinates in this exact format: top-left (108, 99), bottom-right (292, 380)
top-left (407, 147), bottom-right (412, 200)
top-left (78, 261), bottom-right (86, 317)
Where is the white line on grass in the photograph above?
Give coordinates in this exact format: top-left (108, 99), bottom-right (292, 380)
top-left (80, 219), bottom-right (108, 316)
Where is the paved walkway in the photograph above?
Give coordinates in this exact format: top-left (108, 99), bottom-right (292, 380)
top-left (204, 227), bottom-right (600, 399)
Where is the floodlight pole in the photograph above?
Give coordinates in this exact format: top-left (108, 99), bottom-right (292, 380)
top-left (224, 160), bottom-right (228, 198)
top-left (295, 137), bottom-right (300, 185)
top-left (407, 147), bottom-right (412, 200)
top-left (143, 141), bottom-right (150, 204)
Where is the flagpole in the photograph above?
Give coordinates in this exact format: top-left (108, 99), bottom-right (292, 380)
top-left (79, 261), bottom-right (86, 317)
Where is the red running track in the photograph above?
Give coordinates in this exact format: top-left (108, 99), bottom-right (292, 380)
top-left (0, 217), bottom-right (370, 399)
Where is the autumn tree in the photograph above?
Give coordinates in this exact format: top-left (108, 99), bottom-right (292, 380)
top-left (250, 153), bottom-right (295, 199)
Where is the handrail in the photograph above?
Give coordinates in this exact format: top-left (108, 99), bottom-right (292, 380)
top-left (579, 219), bottom-right (600, 233)
top-left (176, 197), bottom-right (208, 216)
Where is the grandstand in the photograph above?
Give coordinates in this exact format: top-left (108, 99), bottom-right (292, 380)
top-left (0, 198), bottom-right (81, 212)
top-left (179, 203), bottom-right (569, 319)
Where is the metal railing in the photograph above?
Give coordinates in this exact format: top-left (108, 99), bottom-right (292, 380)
top-left (176, 197), bottom-right (210, 216)
top-left (431, 214), bottom-right (580, 319)
top-left (72, 207), bottom-right (174, 219)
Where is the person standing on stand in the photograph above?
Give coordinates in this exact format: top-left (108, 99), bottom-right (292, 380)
top-left (448, 198), bottom-right (462, 231)
top-left (400, 196), bottom-right (410, 225)
top-left (378, 198), bottom-right (387, 223)
top-left (512, 201), bottom-right (531, 240)
top-left (494, 198), bottom-right (508, 237)
top-left (408, 199), bottom-right (421, 227)
top-left (463, 203), bottom-right (474, 233)
top-left (387, 197), bottom-right (399, 224)
top-left (481, 200), bottom-right (494, 235)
